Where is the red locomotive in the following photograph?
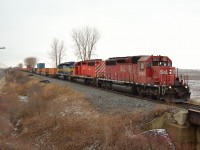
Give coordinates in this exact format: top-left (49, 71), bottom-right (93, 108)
top-left (71, 55), bottom-right (190, 103)
top-left (72, 59), bottom-right (105, 84)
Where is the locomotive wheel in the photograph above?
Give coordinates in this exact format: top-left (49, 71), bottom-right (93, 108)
top-left (66, 76), bottom-right (70, 81)
top-left (106, 82), bottom-right (112, 90)
top-left (138, 89), bottom-right (144, 98)
top-left (183, 93), bottom-right (190, 101)
top-left (69, 76), bottom-right (73, 81)
top-left (152, 94), bottom-right (160, 100)
top-left (101, 82), bottom-right (106, 89)
top-left (163, 93), bottom-right (174, 103)
top-left (97, 82), bottom-right (102, 88)
top-left (132, 85), bottom-right (138, 95)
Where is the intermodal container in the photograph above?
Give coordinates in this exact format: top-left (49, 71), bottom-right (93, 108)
top-left (37, 63), bottom-right (45, 68)
top-left (48, 68), bottom-right (57, 76)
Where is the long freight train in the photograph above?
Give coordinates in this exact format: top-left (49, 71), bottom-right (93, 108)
top-left (23, 55), bottom-right (191, 103)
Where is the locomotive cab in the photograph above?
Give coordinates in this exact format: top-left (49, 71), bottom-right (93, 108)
top-left (56, 61), bottom-right (75, 79)
top-left (72, 59), bottom-right (104, 84)
top-left (137, 56), bottom-right (175, 85)
top-left (151, 56), bottom-right (175, 85)
top-left (137, 55), bottom-right (190, 102)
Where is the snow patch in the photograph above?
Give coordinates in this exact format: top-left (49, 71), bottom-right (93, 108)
top-left (18, 95), bottom-right (28, 103)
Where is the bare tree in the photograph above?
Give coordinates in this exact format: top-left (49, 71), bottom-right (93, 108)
top-left (58, 40), bottom-right (65, 66)
top-left (24, 57), bottom-right (37, 68)
top-left (71, 26), bottom-right (101, 61)
top-left (17, 63), bottom-right (23, 68)
top-left (49, 38), bottom-right (66, 67)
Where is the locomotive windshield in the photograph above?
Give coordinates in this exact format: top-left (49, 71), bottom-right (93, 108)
top-left (152, 57), bottom-right (172, 67)
top-left (159, 62), bottom-right (167, 66)
top-left (152, 61), bottom-right (172, 67)
top-left (153, 61), bottom-right (167, 66)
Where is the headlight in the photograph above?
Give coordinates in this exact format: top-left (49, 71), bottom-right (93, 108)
top-left (185, 85), bottom-right (188, 88)
top-left (169, 70), bottom-right (172, 74)
top-left (168, 86), bottom-right (172, 89)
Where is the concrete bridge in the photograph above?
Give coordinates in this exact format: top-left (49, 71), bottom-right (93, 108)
top-left (144, 109), bottom-right (200, 150)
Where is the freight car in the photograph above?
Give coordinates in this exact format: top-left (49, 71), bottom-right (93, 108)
top-left (38, 62), bottom-right (75, 78)
top-left (71, 55), bottom-right (190, 103)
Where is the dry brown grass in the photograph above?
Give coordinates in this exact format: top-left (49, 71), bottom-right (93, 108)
top-left (0, 70), bottom-right (175, 150)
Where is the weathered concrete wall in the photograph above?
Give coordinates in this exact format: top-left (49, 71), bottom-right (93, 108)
top-left (143, 111), bottom-right (200, 150)
top-left (173, 110), bottom-right (188, 125)
top-left (142, 113), bottom-right (171, 130)
top-left (165, 123), bottom-right (197, 150)
top-left (197, 127), bottom-right (200, 150)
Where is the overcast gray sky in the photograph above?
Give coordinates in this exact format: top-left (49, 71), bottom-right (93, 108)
top-left (0, 0), bottom-right (200, 69)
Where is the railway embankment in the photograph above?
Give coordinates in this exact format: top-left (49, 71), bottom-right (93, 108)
top-left (23, 71), bottom-right (200, 150)
top-left (1, 70), bottom-right (200, 149)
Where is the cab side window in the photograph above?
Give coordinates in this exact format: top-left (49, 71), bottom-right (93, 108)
top-left (168, 62), bottom-right (172, 67)
top-left (147, 62), bottom-right (151, 68)
top-left (153, 61), bottom-right (159, 66)
top-left (140, 62), bottom-right (144, 70)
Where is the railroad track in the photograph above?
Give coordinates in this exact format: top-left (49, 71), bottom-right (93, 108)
top-left (178, 102), bottom-right (200, 111)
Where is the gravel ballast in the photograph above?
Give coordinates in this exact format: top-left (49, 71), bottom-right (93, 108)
top-left (33, 74), bottom-right (178, 114)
